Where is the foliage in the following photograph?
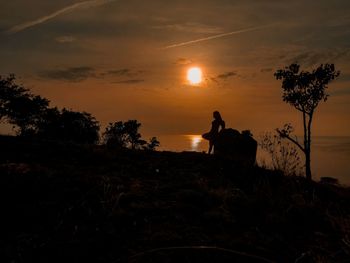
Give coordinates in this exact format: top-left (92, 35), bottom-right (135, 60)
top-left (0, 74), bottom-right (100, 143)
top-left (259, 131), bottom-right (302, 176)
top-left (0, 74), bottom-right (159, 147)
top-left (102, 121), bottom-right (127, 148)
top-left (0, 74), bottom-right (49, 135)
top-left (103, 120), bottom-right (159, 150)
top-left (275, 64), bottom-right (339, 113)
top-left (37, 108), bottom-right (100, 144)
top-left (274, 64), bottom-right (340, 180)
top-left (145, 137), bottom-right (160, 151)
top-left (123, 120), bottom-right (145, 149)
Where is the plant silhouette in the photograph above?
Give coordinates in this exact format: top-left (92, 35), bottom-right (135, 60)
top-left (259, 131), bottom-right (302, 176)
top-left (103, 120), bottom-right (159, 150)
top-left (0, 74), bottom-right (100, 144)
top-left (145, 136), bottom-right (160, 151)
top-left (37, 107), bottom-right (100, 144)
top-left (0, 74), bottom-right (49, 135)
top-left (274, 64), bottom-right (340, 180)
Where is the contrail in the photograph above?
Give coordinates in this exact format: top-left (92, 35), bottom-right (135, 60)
top-left (163, 24), bottom-right (274, 49)
top-left (5, 0), bottom-right (117, 34)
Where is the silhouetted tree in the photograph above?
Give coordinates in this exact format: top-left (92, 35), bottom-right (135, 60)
top-left (37, 108), bottom-right (100, 144)
top-left (144, 137), bottom-right (160, 151)
top-left (123, 120), bottom-right (146, 149)
top-left (0, 75), bottom-right (100, 143)
top-left (0, 74), bottom-right (49, 135)
top-left (103, 120), bottom-right (159, 150)
top-left (274, 64), bottom-right (340, 180)
top-left (36, 107), bottom-right (61, 137)
top-left (103, 121), bottom-right (128, 148)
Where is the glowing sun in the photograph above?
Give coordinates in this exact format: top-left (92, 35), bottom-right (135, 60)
top-left (187, 67), bottom-right (203, 85)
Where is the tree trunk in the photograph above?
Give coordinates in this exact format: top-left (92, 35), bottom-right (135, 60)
top-left (305, 112), bottom-right (313, 181)
top-left (302, 112), bottom-right (310, 180)
top-left (305, 149), bottom-right (312, 181)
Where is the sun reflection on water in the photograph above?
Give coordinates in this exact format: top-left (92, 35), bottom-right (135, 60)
top-left (186, 135), bottom-right (203, 151)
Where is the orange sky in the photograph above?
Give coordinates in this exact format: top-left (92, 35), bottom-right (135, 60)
top-left (1, 0), bottom-right (350, 142)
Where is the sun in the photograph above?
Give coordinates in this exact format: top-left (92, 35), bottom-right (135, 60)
top-left (187, 67), bottom-right (203, 85)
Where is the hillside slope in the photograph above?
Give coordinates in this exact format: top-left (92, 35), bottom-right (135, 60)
top-left (0, 136), bottom-right (350, 262)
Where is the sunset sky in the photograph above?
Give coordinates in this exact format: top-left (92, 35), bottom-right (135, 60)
top-left (1, 0), bottom-right (350, 145)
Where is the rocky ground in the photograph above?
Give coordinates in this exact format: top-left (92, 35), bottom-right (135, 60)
top-left (0, 136), bottom-right (350, 262)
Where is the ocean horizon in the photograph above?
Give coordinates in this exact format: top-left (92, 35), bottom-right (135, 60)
top-left (158, 135), bottom-right (350, 185)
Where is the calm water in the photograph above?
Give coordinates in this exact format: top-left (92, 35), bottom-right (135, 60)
top-left (158, 135), bottom-right (350, 185)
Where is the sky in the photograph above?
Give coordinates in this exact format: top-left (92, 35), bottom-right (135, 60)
top-left (1, 0), bottom-right (350, 143)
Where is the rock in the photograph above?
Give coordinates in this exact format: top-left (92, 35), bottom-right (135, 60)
top-left (214, 128), bottom-right (257, 166)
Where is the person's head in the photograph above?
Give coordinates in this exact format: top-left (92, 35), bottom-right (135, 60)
top-left (213, 111), bottom-right (222, 121)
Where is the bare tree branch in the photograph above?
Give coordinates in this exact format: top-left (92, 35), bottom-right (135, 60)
top-left (276, 129), bottom-right (305, 153)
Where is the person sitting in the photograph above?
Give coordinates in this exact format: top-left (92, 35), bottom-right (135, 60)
top-left (202, 111), bottom-right (225, 154)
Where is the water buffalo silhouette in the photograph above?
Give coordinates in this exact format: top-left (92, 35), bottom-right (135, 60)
top-left (214, 128), bottom-right (257, 166)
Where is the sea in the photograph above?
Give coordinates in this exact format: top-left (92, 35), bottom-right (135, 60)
top-left (157, 135), bottom-right (350, 186)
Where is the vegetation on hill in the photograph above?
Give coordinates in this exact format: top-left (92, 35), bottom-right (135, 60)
top-left (0, 136), bottom-right (350, 262)
top-left (274, 64), bottom-right (340, 181)
top-left (0, 65), bottom-right (347, 262)
top-left (0, 74), bottom-right (159, 150)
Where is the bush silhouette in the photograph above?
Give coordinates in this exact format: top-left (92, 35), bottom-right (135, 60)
top-left (37, 107), bottom-right (100, 144)
top-left (103, 120), bottom-right (159, 150)
top-left (0, 74), bottom-right (49, 135)
top-left (145, 136), bottom-right (160, 151)
top-left (259, 131), bottom-right (302, 176)
top-left (0, 74), bottom-right (100, 143)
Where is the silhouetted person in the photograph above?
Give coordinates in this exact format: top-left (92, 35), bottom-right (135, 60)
top-left (202, 111), bottom-right (225, 154)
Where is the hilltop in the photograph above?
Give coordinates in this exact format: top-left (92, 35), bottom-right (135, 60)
top-left (0, 136), bottom-right (350, 262)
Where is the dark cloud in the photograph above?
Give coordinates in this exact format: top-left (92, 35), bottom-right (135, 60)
top-left (174, 58), bottom-right (192, 65)
top-left (103, 69), bottom-right (145, 78)
top-left (39, 66), bottom-right (95, 82)
top-left (209, 71), bottom-right (238, 84)
top-left (289, 52), bottom-right (321, 67)
top-left (39, 66), bottom-right (147, 83)
top-left (113, 79), bottom-right (145, 84)
top-left (97, 68), bottom-right (146, 84)
top-left (216, 71), bottom-right (237, 79)
top-left (107, 69), bottom-right (131, 76)
top-left (286, 48), bottom-right (350, 68)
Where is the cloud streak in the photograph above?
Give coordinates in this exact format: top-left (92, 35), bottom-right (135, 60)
top-left (210, 71), bottom-right (238, 83)
top-left (216, 71), bottom-right (237, 79)
top-left (154, 22), bottom-right (223, 34)
top-left (113, 79), bottom-right (145, 84)
top-left (55, 36), bottom-right (76, 43)
top-left (5, 0), bottom-right (117, 34)
top-left (39, 66), bottom-right (95, 82)
top-left (163, 24), bottom-right (275, 49)
top-left (174, 58), bottom-right (193, 65)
